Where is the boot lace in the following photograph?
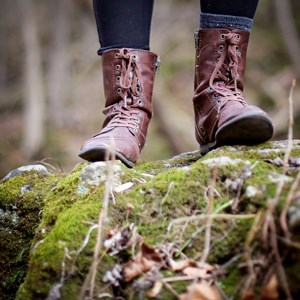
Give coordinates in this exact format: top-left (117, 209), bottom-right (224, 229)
top-left (209, 32), bottom-right (247, 112)
top-left (108, 49), bottom-right (144, 133)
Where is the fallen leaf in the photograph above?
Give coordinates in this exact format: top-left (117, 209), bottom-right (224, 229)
top-left (146, 281), bottom-right (163, 298)
top-left (241, 290), bottom-right (255, 300)
top-left (102, 264), bottom-right (123, 287)
top-left (123, 254), bottom-right (155, 282)
top-left (113, 182), bottom-right (134, 193)
top-left (182, 266), bottom-right (210, 279)
top-left (169, 259), bottom-right (193, 271)
top-left (123, 243), bottom-right (163, 282)
top-left (141, 243), bottom-right (163, 262)
top-left (104, 224), bottom-right (142, 256)
top-left (261, 274), bottom-right (279, 300)
top-left (104, 224), bottom-right (134, 255)
top-left (181, 262), bottom-right (215, 279)
top-left (179, 283), bottom-right (222, 300)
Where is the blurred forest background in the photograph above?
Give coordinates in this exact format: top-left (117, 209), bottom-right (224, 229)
top-left (1, 0), bottom-right (300, 178)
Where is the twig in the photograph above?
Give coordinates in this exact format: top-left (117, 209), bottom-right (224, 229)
top-left (278, 236), bottom-right (300, 250)
top-left (263, 80), bottom-right (295, 242)
top-left (162, 275), bottom-right (195, 283)
top-left (231, 181), bottom-right (243, 213)
top-left (243, 210), bottom-right (265, 290)
top-left (200, 167), bottom-right (218, 264)
top-left (159, 181), bottom-right (174, 214)
top-left (259, 80), bottom-right (295, 299)
top-left (89, 151), bottom-right (115, 297)
top-left (280, 171), bottom-right (300, 239)
top-left (169, 213), bottom-right (256, 229)
top-left (80, 144), bottom-right (116, 300)
top-left (162, 281), bottom-right (180, 298)
top-left (269, 216), bottom-right (293, 300)
top-left (70, 224), bottom-right (99, 276)
top-left (37, 157), bottom-right (64, 173)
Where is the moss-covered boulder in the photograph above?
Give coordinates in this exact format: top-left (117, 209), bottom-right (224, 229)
top-left (1, 141), bottom-right (300, 300)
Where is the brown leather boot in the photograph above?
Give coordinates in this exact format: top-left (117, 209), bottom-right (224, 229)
top-left (193, 28), bottom-right (274, 154)
top-left (79, 48), bottom-right (160, 167)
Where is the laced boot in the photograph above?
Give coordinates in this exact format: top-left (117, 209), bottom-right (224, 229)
top-left (79, 48), bottom-right (160, 167)
top-left (193, 28), bottom-right (274, 154)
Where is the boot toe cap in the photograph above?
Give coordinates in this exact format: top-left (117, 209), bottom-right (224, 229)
top-left (79, 134), bottom-right (140, 167)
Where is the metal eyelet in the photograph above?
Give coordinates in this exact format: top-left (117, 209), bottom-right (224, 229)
top-left (115, 53), bottom-right (120, 58)
top-left (218, 45), bottom-right (224, 52)
top-left (138, 99), bottom-right (143, 106)
top-left (117, 88), bottom-right (121, 93)
top-left (116, 65), bottom-right (121, 71)
top-left (213, 93), bottom-right (218, 99)
top-left (132, 54), bottom-right (137, 59)
top-left (235, 46), bottom-right (239, 51)
top-left (220, 34), bottom-right (225, 40)
top-left (235, 34), bottom-right (240, 40)
top-left (113, 106), bottom-right (117, 111)
top-left (116, 76), bottom-right (120, 81)
top-left (207, 87), bottom-right (213, 92)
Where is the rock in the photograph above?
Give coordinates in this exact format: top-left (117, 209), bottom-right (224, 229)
top-left (1, 140), bottom-right (300, 300)
top-left (3, 164), bottom-right (50, 180)
top-left (77, 161), bottom-right (125, 195)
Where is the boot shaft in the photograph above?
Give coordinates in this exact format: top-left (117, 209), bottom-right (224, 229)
top-left (102, 48), bottom-right (159, 117)
top-left (194, 28), bottom-right (250, 92)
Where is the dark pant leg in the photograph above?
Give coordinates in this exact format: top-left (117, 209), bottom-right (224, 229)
top-left (200, 0), bottom-right (259, 19)
top-left (93, 0), bottom-right (154, 54)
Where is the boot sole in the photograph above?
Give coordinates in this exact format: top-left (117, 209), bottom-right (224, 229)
top-left (78, 148), bottom-right (134, 168)
top-left (200, 112), bottom-right (274, 155)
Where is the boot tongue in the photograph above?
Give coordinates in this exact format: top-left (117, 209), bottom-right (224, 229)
top-left (210, 33), bottom-right (240, 94)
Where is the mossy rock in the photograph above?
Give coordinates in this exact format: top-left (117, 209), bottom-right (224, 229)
top-left (1, 140), bottom-right (300, 300)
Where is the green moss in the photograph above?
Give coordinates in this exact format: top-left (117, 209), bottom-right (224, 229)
top-left (219, 266), bottom-right (243, 297)
top-left (0, 170), bottom-right (64, 299)
top-left (1, 141), bottom-right (298, 299)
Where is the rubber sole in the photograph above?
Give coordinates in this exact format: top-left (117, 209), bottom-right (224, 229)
top-left (200, 112), bottom-right (274, 155)
top-left (78, 147), bottom-right (134, 168)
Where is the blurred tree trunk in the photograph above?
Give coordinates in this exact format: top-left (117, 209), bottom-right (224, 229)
top-left (20, 0), bottom-right (45, 157)
top-left (47, 0), bottom-right (71, 128)
top-left (274, 0), bottom-right (300, 78)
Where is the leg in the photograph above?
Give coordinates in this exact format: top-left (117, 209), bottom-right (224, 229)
top-left (79, 0), bottom-right (160, 167)
top-left (193, 0), bottom-right (274, 154)
top-left (93, 0), bottom-right (154, 54)
top-left (200, 0), bottom-right (259, 19)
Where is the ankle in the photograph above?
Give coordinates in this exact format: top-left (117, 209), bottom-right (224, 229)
top-left (200, 13), bottom-right (253, 32)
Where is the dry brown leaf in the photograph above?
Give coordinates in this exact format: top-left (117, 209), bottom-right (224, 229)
top-left (123, 243), bottom-right (163, 282)
top-left (179, 283), bottom-right (222, 300)
top-left (261, 274), bottom-right (279, 300)
top-left (241, 290), bottom-right (255, 300)
top-left (141, 243), bottom-right (163, 262)
top-left (182, 267), bottom-right (209, 279)
top-left (241, 275), bottom-right (279, 300)
top-left (146, 281), bottom-right (163, 298)
top-left (169, 259), bottom-right (194, 272)
top-left (123, 253), bottom-right (154, 282)
top-left (181, 262), bottom-right (214, 279)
